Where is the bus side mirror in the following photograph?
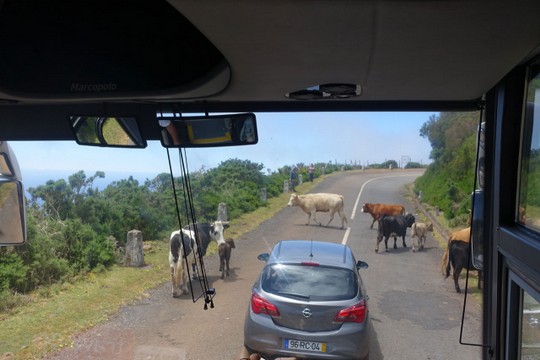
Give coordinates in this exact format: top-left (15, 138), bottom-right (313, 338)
top-left (0, 142), bottom-right (26, 245)
top-left (471, 190), bottom-right (484, 270)
top-left (471, 121), bottom-right (485, 270)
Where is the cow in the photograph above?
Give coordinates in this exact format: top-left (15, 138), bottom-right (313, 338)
top-left (287, 193), bottom-right (349, 229)
top-left (183, 220), bottom-right (229, 278)
top-left (440, 227), bottom-right (471, 273)
top-left (375, 213), bottom-right (415, 252)
top-left (443, 240), bottom-right (483, 293)
top-left (184, 220), bottom-right (230, 256)
top-left (411, 222), bottom-right (433, 252)
top-left (361, 203), bottom-right (406, 229)
top-left (169, 229), bottom-right (196, 297)
top-left (218, 238), bottom-right (236, 279)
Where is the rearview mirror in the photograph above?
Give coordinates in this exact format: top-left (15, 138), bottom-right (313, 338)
top-left (69, 116), bottom-right (147, 148)
top-left (159, 113), bottom-right (258, 148)
top-left (0, 142), bottom-right (26, 245)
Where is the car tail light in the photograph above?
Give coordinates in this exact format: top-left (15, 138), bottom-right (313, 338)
top-left (301, 261), bottom-right (320, 267)
top-left (334, 300), bottom-right (367, 323)
top-left (251, 292), bottom-right (280, 317)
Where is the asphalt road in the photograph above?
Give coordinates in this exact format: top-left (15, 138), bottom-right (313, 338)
top-left (46, 169), bottom-right (482, 360)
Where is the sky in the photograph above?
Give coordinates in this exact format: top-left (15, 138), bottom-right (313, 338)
top-left (9, 112), bottom-right (436, 189)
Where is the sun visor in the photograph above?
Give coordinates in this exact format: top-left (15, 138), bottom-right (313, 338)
top-left (0, 0), bottom-right (230, 101)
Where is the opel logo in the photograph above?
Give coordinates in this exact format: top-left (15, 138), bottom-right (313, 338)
top-left (302, 308), bottom-right (312, 318)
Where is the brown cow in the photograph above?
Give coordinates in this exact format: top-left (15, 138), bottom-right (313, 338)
top-left (361, 203), bottom-right (406, 229)
top-left (441, 227), bottom-right (471, 275)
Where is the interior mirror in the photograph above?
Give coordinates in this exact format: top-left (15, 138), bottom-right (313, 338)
top-left (159, 113), bottom-right (258, 148)
top-left (0, 142), bottom-right (26, 245)
top-left (69, 116), bottom-right (147, 148)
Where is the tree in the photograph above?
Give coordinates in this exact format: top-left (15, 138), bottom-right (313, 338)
top-left (416, 112), bottom-right (480, 224)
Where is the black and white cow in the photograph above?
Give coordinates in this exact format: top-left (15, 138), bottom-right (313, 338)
top-left (444, 240), bottom-right (483, 293)
top-left (183, 220), bottom-right (230, 277)
top-left (183, 220), bottom-right (229, 257)
top-left (375, 213), bottom-right (415, 252)
top-left (169, 229), bottom-right (196, 297)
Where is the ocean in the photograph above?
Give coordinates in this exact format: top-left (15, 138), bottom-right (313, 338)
top-left (21, 169), bottom-right (163, 192)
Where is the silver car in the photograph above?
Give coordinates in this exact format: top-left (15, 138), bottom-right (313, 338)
top-left (244, 240), bottom-right (370, 360)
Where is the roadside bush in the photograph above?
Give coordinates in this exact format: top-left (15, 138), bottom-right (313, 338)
top-left (0, 289), bottom-right (33, 313)
top-left (85, 236), bottom-right (116, 269)
top-left (0, 251), bottom-right (29, 293)
top-left (264, 172), bottom-right (288, 197)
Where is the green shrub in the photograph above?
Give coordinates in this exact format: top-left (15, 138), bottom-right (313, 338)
top-left (0, 251), bottom-right (29, 293)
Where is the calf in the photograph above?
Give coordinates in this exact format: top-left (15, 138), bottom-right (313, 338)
top-left (288, 193), bottom-right (349, 229)
top-left (411, 222), bottom-right (433, 252)
top-left (169, 229), bottom-right (196, 297)
top-left (444, 240), bottom-right (483, 293)
top-left (376, 213), bottom-right (415, 252)
top-left (218, 238), bottom-right (236, 279)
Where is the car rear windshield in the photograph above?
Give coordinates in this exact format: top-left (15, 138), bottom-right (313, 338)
top-left (261, 263), bottom-right (358, 301)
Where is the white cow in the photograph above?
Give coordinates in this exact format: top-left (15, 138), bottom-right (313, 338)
top-left (169, 229), bottom-right (196, 297)
top-left (411, 222), bottom-right (433, 252)
top-left (287, 193), bottom-right (349, 229)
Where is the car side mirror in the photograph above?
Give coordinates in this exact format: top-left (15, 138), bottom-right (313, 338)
top-left (357, 260), bottom-right (369, 269)
top-left (257, 253), bottom-right (270, 262)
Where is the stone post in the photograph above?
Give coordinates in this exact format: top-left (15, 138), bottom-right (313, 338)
top-left (260, 188), bottom-right (267, 203)
top-left (124, 230), bottom-right (144, 267)
top-left (218, 202), bottom-right (228, 222)
top-left (284, 179), bottom-right (289, 193)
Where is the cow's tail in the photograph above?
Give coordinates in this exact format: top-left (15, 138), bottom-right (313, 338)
top-left (442, 245), bottom-right (450, 278)
top-left (339, 196), bottom-right (349, 225)
top-left (377, 216), bottom-right (386, 241)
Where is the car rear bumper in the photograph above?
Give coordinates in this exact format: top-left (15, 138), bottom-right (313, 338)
top-left (244, 310), bottom-right (370, 360)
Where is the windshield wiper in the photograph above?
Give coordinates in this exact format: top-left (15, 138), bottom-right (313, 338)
top-left (276, 291), bottom-right (310, 300)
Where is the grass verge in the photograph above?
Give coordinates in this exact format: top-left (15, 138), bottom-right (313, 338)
top-left (0, 177), bottom-right (321, 360)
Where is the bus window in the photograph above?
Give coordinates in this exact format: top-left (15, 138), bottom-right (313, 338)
top-left (518, 66), bottom-right (540, 229)
top-left (521, 291), bottom-right (540, 358)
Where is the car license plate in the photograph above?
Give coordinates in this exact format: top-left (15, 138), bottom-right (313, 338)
top-left (283, 339), bottom-right (326, 352)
